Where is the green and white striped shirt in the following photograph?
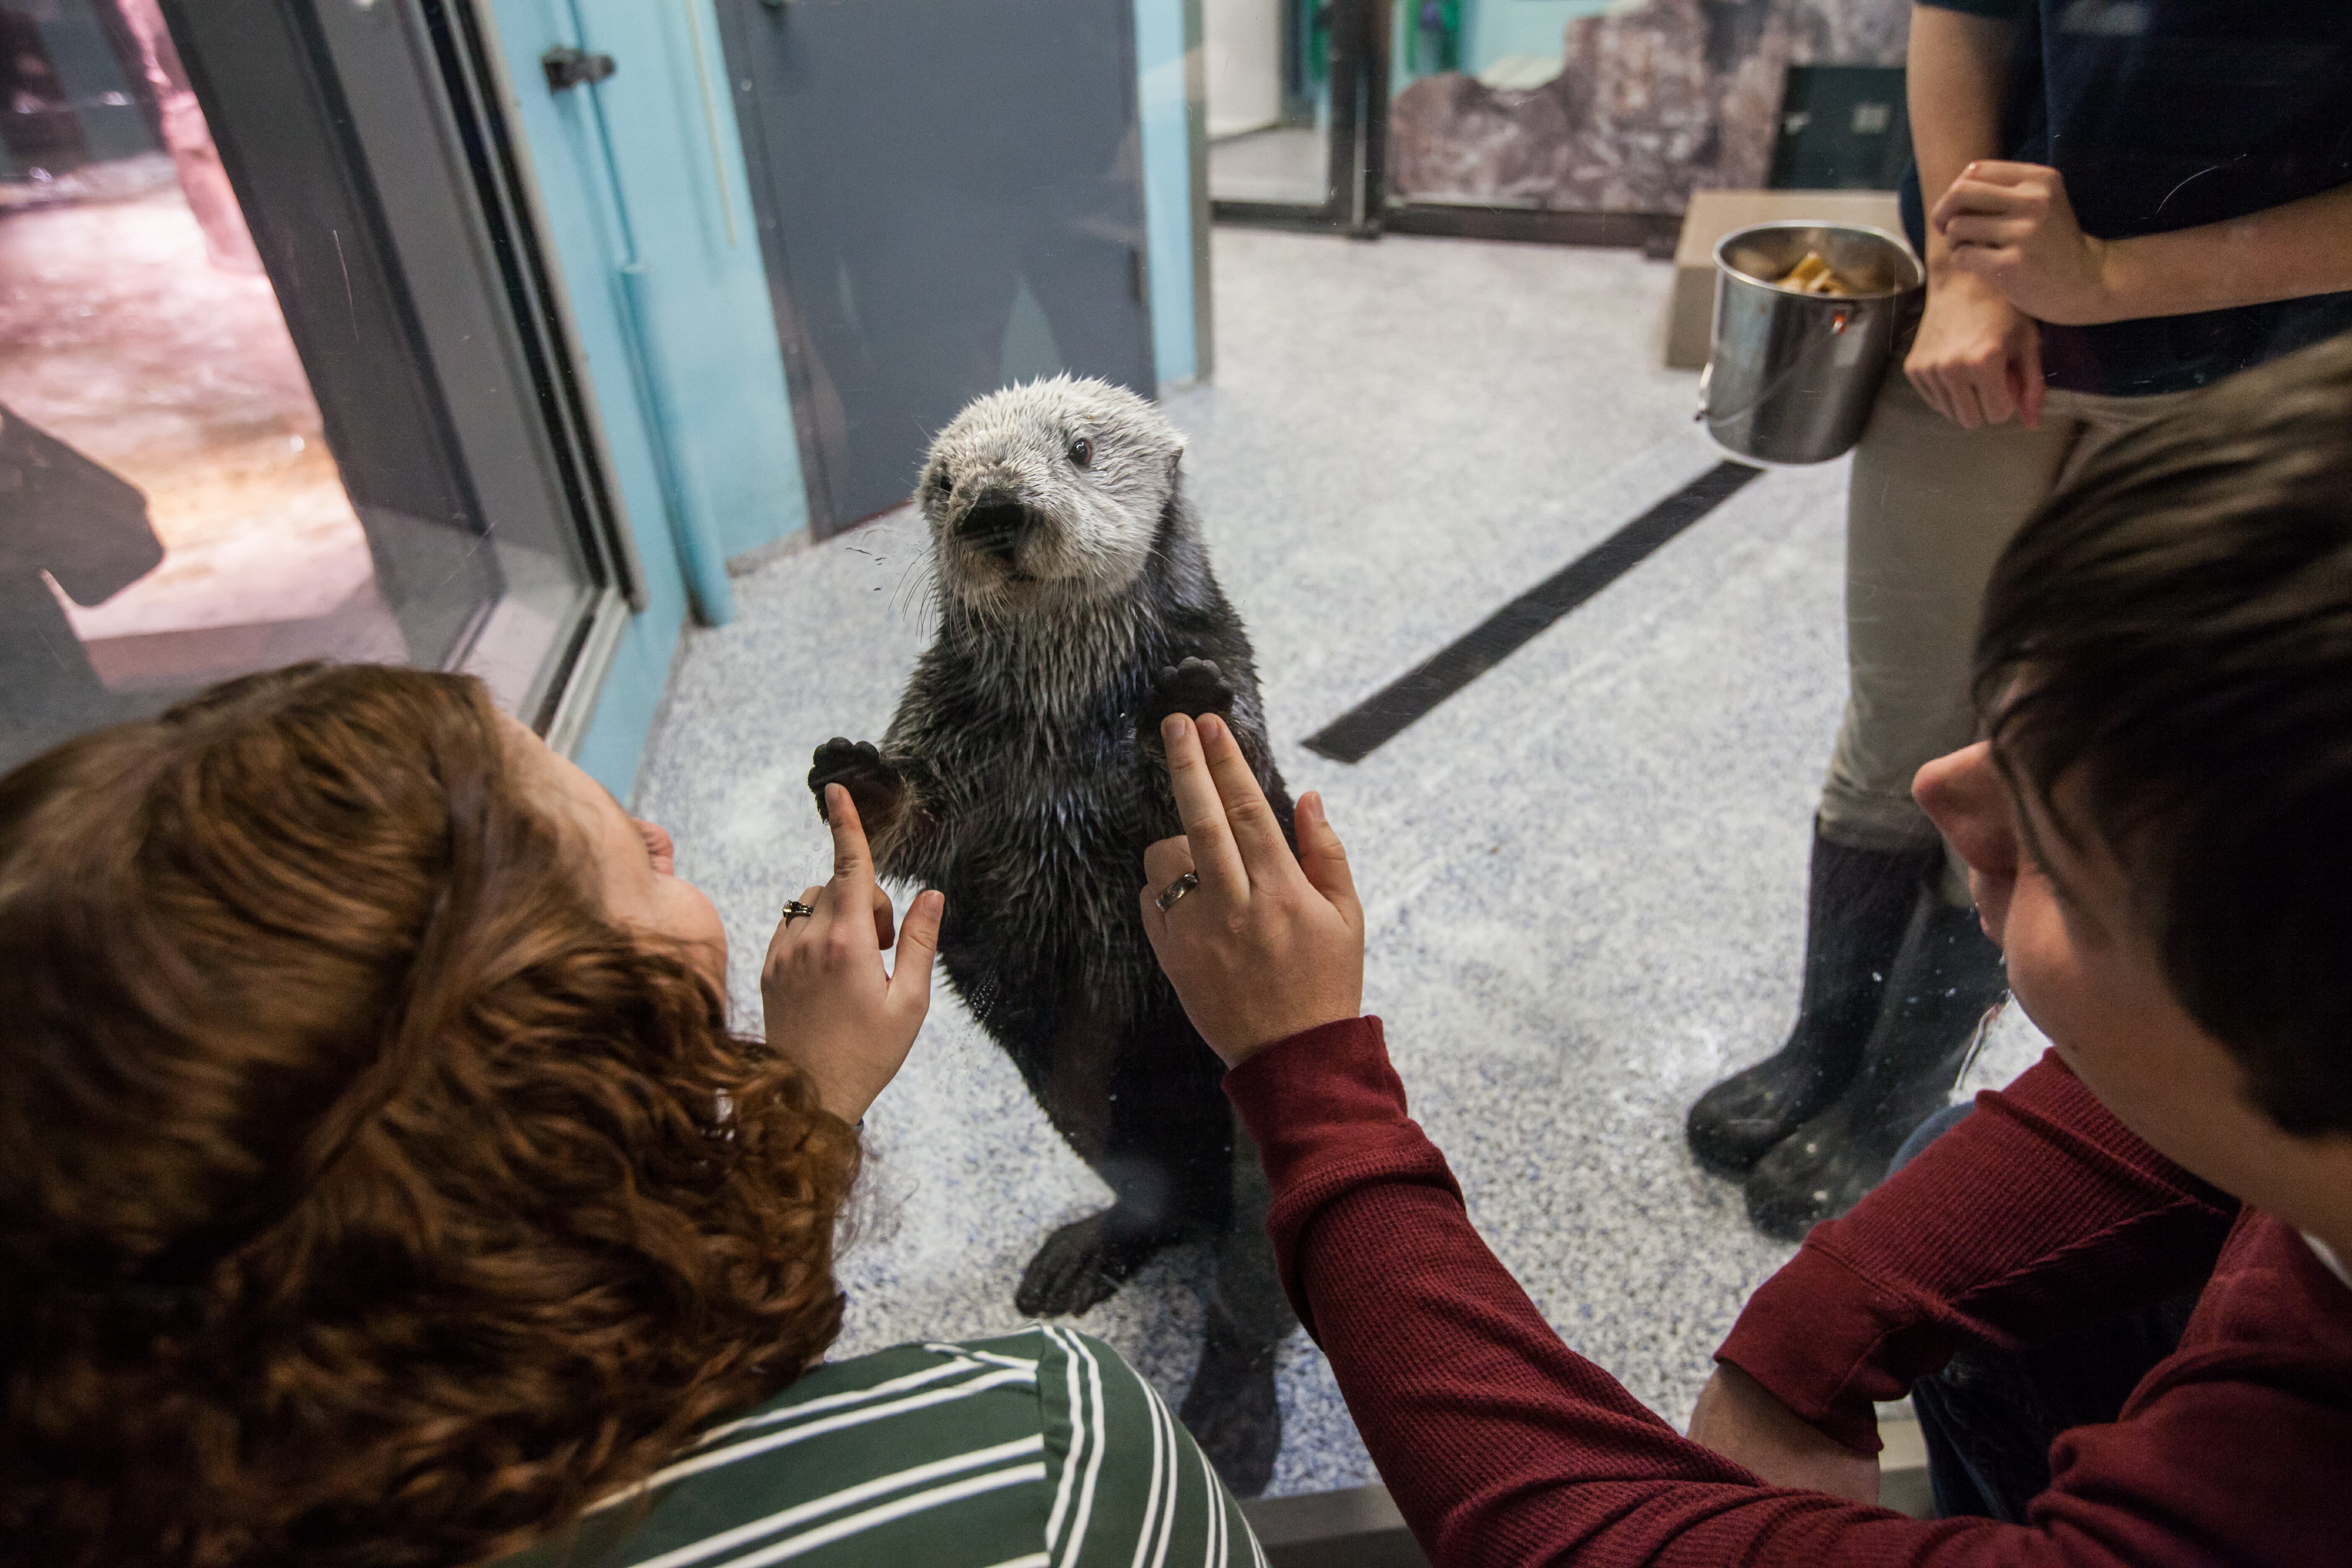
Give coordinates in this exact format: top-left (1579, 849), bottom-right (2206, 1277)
top-left (499, 1326), bottom-right (1264, 1568)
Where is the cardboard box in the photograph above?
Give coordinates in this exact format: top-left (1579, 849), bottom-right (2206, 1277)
top-left (1665, 189), bottom-right (1909, 369)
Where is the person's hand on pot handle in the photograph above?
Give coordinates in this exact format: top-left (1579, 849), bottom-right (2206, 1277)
top-left (762, 783), bottom-right (944, 1124)
top-left (1140, 712), bottom-right (1364, 1068)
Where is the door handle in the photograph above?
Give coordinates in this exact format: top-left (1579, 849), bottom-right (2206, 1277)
top-left (542, 46), bottom-right (617, 92)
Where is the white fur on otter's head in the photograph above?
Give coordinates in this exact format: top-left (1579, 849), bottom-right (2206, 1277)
top-left (916, 375), bottom-right (1184, 619)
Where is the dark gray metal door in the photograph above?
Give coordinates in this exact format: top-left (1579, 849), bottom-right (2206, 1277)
top-left (717, 0), bottom-right (1157, 535)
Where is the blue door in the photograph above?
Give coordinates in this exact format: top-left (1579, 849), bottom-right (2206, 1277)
top-left (716, 0), bottom-right (1158, 534)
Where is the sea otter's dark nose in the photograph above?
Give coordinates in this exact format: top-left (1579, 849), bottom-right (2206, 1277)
top-left (957, 487), bottom-right (1033, 563)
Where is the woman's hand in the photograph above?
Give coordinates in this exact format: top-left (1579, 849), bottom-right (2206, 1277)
top-left (1904, 267), bottom-right (2045, 430)
top-left (1140, 713), bottom-right (1364, 1068)
top-left (761, 783), bottom-right (943, 1124)
top-left (1687, 1364), bottom-right (1880, 1503)
top-left (1933, 160), bottom-right (2116, 327)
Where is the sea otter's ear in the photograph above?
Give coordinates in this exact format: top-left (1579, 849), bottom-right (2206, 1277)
top-left (1168, 440), bottom-right (1185, 479)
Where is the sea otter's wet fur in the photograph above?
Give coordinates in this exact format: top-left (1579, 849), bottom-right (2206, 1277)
top-left (808, 376), bottom-right (1291, 1493)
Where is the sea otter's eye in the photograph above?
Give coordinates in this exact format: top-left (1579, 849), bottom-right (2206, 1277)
top-left (930, 467), bottom-right (952, 497)
top-left (1068, 437), bottom-right (1092, 469)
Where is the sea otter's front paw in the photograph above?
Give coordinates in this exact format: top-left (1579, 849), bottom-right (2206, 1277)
top-left (1136, 657), bottom-right (1236, 750)
top-left (807, 738), bottom-right (904, 835)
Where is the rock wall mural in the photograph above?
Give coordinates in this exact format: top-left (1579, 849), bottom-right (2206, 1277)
top-left (1388, 0), bottom-right (1909, 212)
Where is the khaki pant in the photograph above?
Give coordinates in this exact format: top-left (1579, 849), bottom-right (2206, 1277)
top-left (1818, 369), bottom-right (2199, 884)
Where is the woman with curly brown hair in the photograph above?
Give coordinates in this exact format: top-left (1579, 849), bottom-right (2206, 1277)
top-left (0, 662), bottom-right (1261, 1568)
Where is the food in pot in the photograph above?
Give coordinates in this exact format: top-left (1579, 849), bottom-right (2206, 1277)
top-left (1774, 250), bottom-right (1862, 296)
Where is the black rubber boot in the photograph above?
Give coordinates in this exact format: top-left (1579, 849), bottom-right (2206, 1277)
top-left (1744, 897), bottom-right (2008, 1241)
top-left (1686, 825), bottom-right (1942, 1175)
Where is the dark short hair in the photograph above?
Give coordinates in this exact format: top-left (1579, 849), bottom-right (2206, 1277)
top-left (0, 665), bottom-right (859, 1567)
top-left (1975, 330), bottom-right (2352, 1137)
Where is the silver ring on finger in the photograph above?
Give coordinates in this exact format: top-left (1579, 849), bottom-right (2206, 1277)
top-left (1154, 871), bottom-right (1200, 912)
top-left (782, 899), bottom-right (818, 923)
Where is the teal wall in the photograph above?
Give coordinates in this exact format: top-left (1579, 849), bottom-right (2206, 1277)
top-left (573, 0), bottom-right (806, 568)
top-left (484, 0), bottom-right (802, 798)
top-left (1134, 0), bottom-right (1200, 387)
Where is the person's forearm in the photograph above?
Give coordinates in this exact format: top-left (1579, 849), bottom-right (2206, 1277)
top-left (1909, 7), bottom-right (2015, 278)
top-left (2089, 183), bottom-right (2352, 322)
top-left (1718, 1053), bottom-right (2238, 1449)
top-left (1225, 1021), bottom-right (2263, 1566)
top-left (1225, 1019), bottom-right (1986, 1565)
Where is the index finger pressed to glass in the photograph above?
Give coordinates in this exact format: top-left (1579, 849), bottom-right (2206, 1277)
top-left (824, 786), bottom-right (882, 894)
top-left (1161, 717), bottom-right (1249, 895)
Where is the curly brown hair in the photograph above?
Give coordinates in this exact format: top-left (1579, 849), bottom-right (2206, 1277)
top-left (0, 664), bottom-right (860, 1568)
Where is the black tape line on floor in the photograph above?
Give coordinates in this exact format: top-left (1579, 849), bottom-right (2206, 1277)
top-left (1302, 459), bottom-right (1765, 764)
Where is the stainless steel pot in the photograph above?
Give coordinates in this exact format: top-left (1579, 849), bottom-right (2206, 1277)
top-left (1702, 222), bottom-right (1923, 465)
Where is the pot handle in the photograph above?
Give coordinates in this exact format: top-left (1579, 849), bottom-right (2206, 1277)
top-left (1701, 311), bottom-right (1880, 431)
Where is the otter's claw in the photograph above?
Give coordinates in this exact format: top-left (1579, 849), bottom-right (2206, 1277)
top-left (808, 738), bottom-right (905, 834)
top-left (1137, 657), bottom-right (1237, 750)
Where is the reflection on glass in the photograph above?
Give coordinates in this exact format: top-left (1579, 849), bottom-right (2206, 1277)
top-left (1205, 0), bottom-right (1331, 206)
top-left (1385, 0), bottom-right (1907, 211)
top-left (1, 0), bottom-right (402, 769)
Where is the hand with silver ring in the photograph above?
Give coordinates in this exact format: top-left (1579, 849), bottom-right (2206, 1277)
top-left (1140, 712), bottom-right (1365, 1068)
top-left (760, 784), bottom-right (946, 1124)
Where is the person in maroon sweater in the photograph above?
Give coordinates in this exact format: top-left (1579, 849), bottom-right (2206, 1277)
top-left (1133, 329), bottom-right (2352, 1565)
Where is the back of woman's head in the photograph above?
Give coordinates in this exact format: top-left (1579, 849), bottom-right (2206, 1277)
top-left (0, 664), bottom-right (857, 1568)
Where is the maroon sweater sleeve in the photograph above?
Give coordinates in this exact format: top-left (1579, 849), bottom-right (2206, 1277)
top-left (1718, 1051), bottom-right (2239, 1450)
top-left (1224, 1018), bottom-right (1964, 1566)
top-left (1223, 1019), bottom-right (2270, 1568)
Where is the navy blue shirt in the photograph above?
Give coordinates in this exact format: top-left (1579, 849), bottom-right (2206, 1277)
top-left (1898, 0), bottom-right (2352, 396)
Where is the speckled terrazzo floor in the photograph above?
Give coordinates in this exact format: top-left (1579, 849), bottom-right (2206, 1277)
top-left (630, 226), bottom-right (2050, 1498)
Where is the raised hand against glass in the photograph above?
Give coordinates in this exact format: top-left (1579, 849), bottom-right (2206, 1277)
top-left (1140, 713), bottom-right (1363, 1068)
top-left (762, 783), bottom-right (943, 1124)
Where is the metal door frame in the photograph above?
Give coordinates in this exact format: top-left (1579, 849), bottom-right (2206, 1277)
top-left (1207, 0), bottom-right (1390, 237)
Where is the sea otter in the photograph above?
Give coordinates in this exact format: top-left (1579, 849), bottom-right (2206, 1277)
top-left (807, 375), bottom-right (1292, 1493)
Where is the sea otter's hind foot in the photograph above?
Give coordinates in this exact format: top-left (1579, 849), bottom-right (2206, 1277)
top-left (1180, 1302), bottom-right (1282, 1497)
top-left (1137, 657), bottom-right (1237, 750)
top-left (1014, 1206), bottom-right (1186, 1318)
top-left (807, 738), bottom-right (904, 833)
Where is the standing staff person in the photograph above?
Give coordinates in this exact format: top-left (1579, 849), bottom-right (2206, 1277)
top-left (1686, 0), bottom-right (2352, 1239)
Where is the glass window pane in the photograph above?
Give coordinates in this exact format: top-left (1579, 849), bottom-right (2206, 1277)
top-left (1, 152), bottom-right (404, 729)
top-left (21, 0), bottom-right (2351, 1555)
top-left (0, 0), bottom-right (598, 774)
